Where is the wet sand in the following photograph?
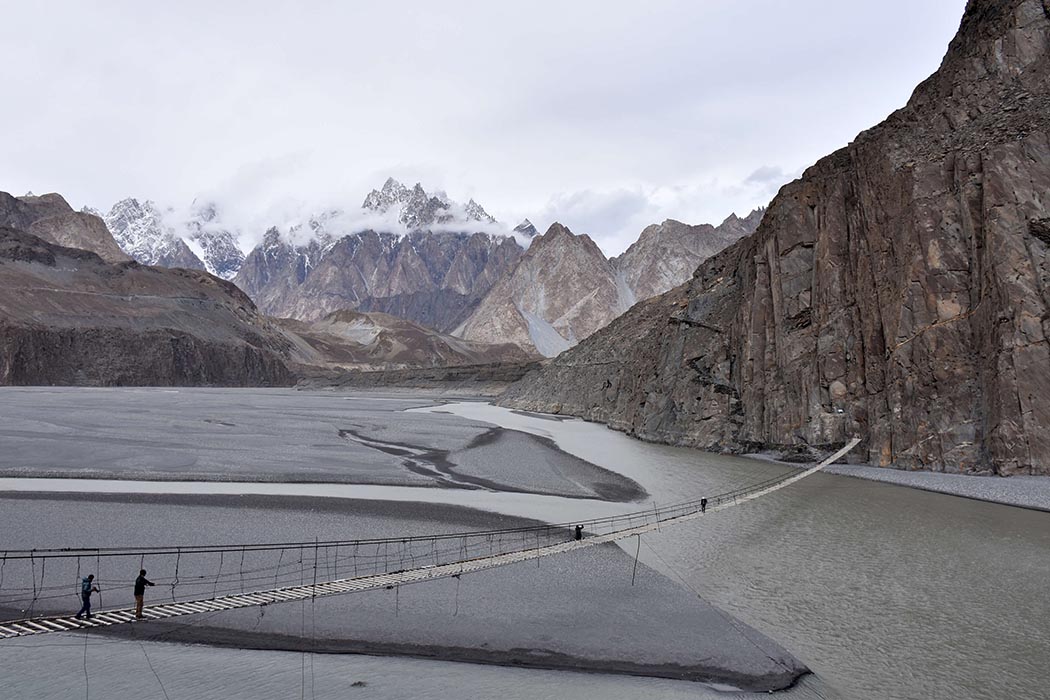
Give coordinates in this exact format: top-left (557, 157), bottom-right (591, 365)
top-left (1, 635), bottom-right (839, 700)
top-left (0, 387), bottom-right (644, 501)
top-left (821, 465), bottom-right (1050, 512)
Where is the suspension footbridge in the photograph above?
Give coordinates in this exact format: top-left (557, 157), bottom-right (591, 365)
top-left (0, 438), bottom-right (859, 640)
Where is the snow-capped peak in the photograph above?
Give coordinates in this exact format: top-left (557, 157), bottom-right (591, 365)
top-left (513, 218), bottom-right (539, 238)
top-left (101, 197), bottom-right (244, 279)
top-left (362, 177), bottom-right (411, 212)
top-left (361, 178), bottom-right (497, 231)
top-left (465, 199), bottom-right (496, 224)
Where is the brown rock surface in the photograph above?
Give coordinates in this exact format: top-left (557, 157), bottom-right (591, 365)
top-left (456, 223), bottom-right (633, 357)
top-left (0, 192), bottom-right (131, 263)
top-left (0, 227), bottom-right (294, 386)
top-left (234, 229), bottom-right (522, 332)
top-left (611, 209), bottom-right (763, 302)
top-left (501, 0), bottom-right (1050, 475)
top-left (277, 309), bottom-right (536, 370)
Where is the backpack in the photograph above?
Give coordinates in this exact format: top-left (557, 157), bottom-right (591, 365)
top-left (81, 578), bottom-right (92, 596)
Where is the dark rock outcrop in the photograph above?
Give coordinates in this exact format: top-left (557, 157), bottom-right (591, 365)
top-left (501, 0), bottom-right (1050, 476)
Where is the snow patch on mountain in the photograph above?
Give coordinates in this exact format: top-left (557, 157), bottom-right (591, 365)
top-left (520, 307), bottom-right (573, 357)
top-left (359, 178), bottom-right (502, 233)
top-left (100, 198), bottom-right (246, 279)
top-left (103, 198), bottom-right (206, 271)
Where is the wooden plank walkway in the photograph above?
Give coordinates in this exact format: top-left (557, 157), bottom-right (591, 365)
top-left (0, 438), bottom-right (859, 640)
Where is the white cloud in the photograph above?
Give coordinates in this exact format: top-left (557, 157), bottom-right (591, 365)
top-left (522, 168), bottom-right (797, 256)
top-left (0, 1), bottom-right (968, 255)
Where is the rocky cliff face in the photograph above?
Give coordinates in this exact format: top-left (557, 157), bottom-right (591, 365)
top-left (501, 0), bottom-right (1050, 476)
top-left (612, 209), bottom-right (764, 302)
top-left (232, 227), bottom-right (329, 314)
top-left (0, 192), bottom-right (131, 263)
top-left (456, 223), bottom-right (633, 356)
top-left (0, 227), bottom-right (295, 386)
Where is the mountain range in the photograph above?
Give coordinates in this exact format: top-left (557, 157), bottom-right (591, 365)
top-left (226, 179), bottom-right (762, 355)
top-left (228, 180), bottom-right (525, 329)
top-left (85, 178), bottom-right (761, 356)
top-left (0, 200), bottom-right (531, 385)
top-left (456, 211), bottom-right (764, 356)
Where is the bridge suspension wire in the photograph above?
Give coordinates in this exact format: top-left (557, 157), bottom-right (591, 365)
top-left (0, 438), bottom-right (859, 640)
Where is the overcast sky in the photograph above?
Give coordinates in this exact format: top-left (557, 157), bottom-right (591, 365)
top-left (2, 1), bottom-right (967, 254)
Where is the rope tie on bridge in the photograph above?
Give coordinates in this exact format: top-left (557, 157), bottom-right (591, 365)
top-left (171, 548), bottom-right (181, 603)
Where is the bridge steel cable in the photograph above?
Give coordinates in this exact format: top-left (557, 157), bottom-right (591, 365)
top-left (0, 439), bottom-right (859, 640)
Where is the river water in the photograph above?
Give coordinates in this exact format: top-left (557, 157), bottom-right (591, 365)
top-left (421, 402), bottom-right (1050, 700)
top-left (2, 390), bottom-right (1047, 699)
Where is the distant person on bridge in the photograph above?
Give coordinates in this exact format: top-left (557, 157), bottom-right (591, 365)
top-left (133, 569), bottom-right (155, 619)
top-left (74, 574), bottom-right (99, 619)
top-left (701, 498), bottom-right (707, 513)
top-left (574, 525), bottom-right (583, 541)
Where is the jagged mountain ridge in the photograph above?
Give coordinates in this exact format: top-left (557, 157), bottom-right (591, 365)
top-left (362, 177), bottom-right (496, 228)
top-left (456, 223), bottom-right (632, 356)
top-left (513, 219), bottom-right (540, 238)
top-left (456, 212), bottom-right (762, 357)
top-left (101, 198), bottom-right (244, 279)
top-left (500, 0), bottom-right (1050, 475)
top-left (235, 226), bottom-right (523, 331)
top-left (185, 202), bottom-right (247, 279)
top-left (233, 180), bottom-right (523, 330)
top-left (104, 198), bottom-right (207, 272)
